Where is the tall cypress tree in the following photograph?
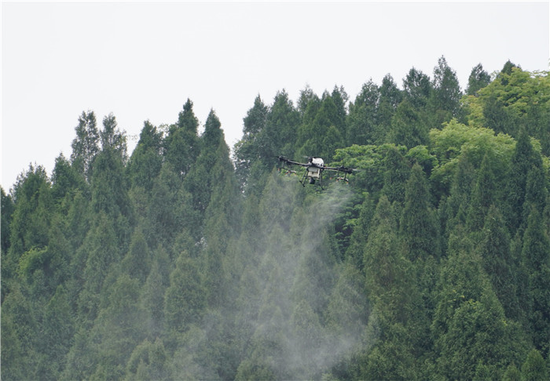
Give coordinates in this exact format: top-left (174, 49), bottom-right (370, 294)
top-left (478, 205), bottom-right (520, 320)
top-left (429, 56), bottom-right (462, 128)
top-left (127, 120), bottom-right (163, 192)
top-left (466, 63), bottom-right (491, 96)
top-left (234, 95), bottom-right (269, 189)
top-left (377, 74), bottom-right (403, 144)
top-left (466, 152), bottom-right (496, 235)
top-left (164, 99), bottom-right (201, 178)
top-left (400, 163), bottom-right (440, 262)
top-left (506, 127), bottom-right (538, 231)
top-left (163, 250), bottom-right (206, 335)
top-left (346, 79), bottom-right (379, 146)
top-left (522, 208), bottom-right (550, 353)
top-left (70, 111), bottom-right (100, 182)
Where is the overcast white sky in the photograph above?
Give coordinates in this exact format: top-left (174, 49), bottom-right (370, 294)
top-left (2, 1), bottom-right (549, 191)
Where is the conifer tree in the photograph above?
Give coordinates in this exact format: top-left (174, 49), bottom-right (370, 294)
top-left (127, 120), bottom-right (163, 192)
top-left (346, 79), bottom-right (379, 146)
top-left (87, 274), bottom-right (147, 378)
top-left (38, 285), bottom-right (75, 379)
top-left (363, 195), bottom-right (425, 363)
top-left (521, 349), bottom-right (548, 381)
top-left (234, 95), bottom-right (269, 188)
top-left (145, 162), bottom-right (189, 251)
top-left (345, 193), bottom-right (375, 270)
top-left (139, 256), bottom-right (167, 339)
top-left (466, 63), bottom-right (491, 96)
top-left (125, 338), bottom-right (172, 381)
top-left (377, 74), bottom-right (403, 144)
top-left (444, 152), bottom-right (476, 237)
top-left (381, 145), bottom-right (410, 205)
top-left (387, 99), bottom-right (429, 148)
top-left (466, 152), bottom-right (496, 235)
top-left (121, 227), bottom-right (150, 283)
top-left (71, 110), bottom-right (100, 182)
top-left (433, 248), bottom-right (527, 380)
top-left (400, 163), bottom-right (440, 262)
top-left (51, 153), bottom-right (87, 203)
top-left (429, 56), bottom-right (462, 128)
top-left (403, 67), bottom-right (432, 110)
top-left (165, 99), bottom-right (201, 178)
top-left (77, 212), bottom-right (120, 323)
top-left (259, 90), bottom-right (300, 162)
top-left (506, 127), bottom-right (537, 231)
top-left (296, 90), bottom-right (346, 161)
top-left (164, 250), bottom-right (207, 335)
top-left (522, 163), bottom-right (548, 228)
top-left (522, 208), bottom-right (550, 353)
top-left (1, 284), bottom-right (38, 380)
top-left (8, 165), bottom-right (52, 258)
top-left (478, 205), bottom-right (521, 320)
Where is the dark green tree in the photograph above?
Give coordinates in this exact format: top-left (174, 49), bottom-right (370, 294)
top-left (466, 63), bottom-right (491, 96)
top-left (377, 74), bottom-right (403, 143)
top-left (381, 145), bottom-right (410, 205)
top-left (502, 364), bottom-right (522, 381)
top-left (400, 163), bottom-right (440, 262)
top-left (36, 285), bottom-right (75, 380)
top-left (126, 120), bottom-right (163, 192)
top-left (139, 254), bottom-right (168, 339)
top-left (125, 338), bottom-right (172, 381)
top-left (466, 152), bottom-right (496, 235)
top-left (164, 250), bottom-right (207, 335)
top-left (522, 208), bottom-right (550, 353)
top-left (346, 79), bottom-right (379, 146)
top-left (51, 153), bottom-right (87, 203)
top-left (478, 205), bottom-right (521, 320)
top-left (1, 186), bottom-right (15, 280)
top-left (258, 90), bottom-right (300, 162)
top-left (77, 212), bottom-right (121, 323)
top-left (70, 110), bottom-right (100, 182)
top-left (433, 248), bottom-right (528, 380)
top-left (296, 90), bottom-right (346, 161)
top-left (1, 284), bottom-right (38, 380)
top-left (403, 67), bottom-right (432, 110)
top-left (506, 127), bottom-right (539, 231)
top-left (345, 193), bottom-right (375, 270)
top-left (145, 162), bottom-right (190, 251)
top-left (87, 274), bottom-right (148, 378)
top-left (429, 56), bottom-right (463, 128)
top-left (522, 163), bottom-right (548, 228)
top-left (100, 113), bottom-right (127, 160)
top-left (521, 349), bottom-right (548, 381)
top-left (234, 95), bottom-right (269, 189)
top-left (121, 227), bottom-right (150, 283)
top-left (164, 99), bottom-right (201, 178)
top-left (387, 99), bottom-right (430, 148)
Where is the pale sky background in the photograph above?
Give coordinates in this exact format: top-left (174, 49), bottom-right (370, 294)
top-left (2, 1), bottom-right (549, 192)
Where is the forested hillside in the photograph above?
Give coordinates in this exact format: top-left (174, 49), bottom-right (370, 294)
top-left (2, 57), bottom-right (550, 380)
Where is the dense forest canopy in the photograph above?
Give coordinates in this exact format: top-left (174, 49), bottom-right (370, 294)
top-left (2, 57), bottom-right (550, 380)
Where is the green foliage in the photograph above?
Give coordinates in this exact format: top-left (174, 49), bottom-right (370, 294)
top-left (521, 349), bottom-right (548, 381)
top-left (466, 64), bottom-right (491, 96)
top-left (164, 250), bottom-right (207, 334)
top-left (70, 110), bottom-right (99, 182)
top-left (127, 120), bottom-right (163, 191)
top-left (522, 208), bottom-right (550, 353)
top-left (3, 60), bottom-right (549, 381)
top-left (164, 99), bottom-right (201, 177)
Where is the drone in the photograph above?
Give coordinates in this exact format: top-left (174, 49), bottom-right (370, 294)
top-left (277, 156), bottom-right (355, 188)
